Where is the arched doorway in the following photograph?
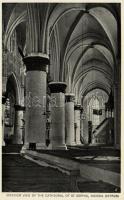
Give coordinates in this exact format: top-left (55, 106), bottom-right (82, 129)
top-left (4, 95), bottom-right (15, 144)
top-left (82, 88), bottom-right (113, 145)
top-left (4, 73), bottom-right (23, 145)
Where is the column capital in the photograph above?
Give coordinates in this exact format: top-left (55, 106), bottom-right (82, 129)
top-left (23, 53), bottom-right (49, 71)
top-left (14, 105), bottom-right (25, 111)
top-left (74, 104), bottom-right (81, 110)
top-left (48, 82), bottom-right (67, 93)
top-left (65, 93), bottom-right (75, 102)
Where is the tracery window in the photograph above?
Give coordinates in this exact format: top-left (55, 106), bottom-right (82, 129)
top-left (5, 96), bottom-right (15, 127)
top-left (88, 97), bottom-right (100, 126)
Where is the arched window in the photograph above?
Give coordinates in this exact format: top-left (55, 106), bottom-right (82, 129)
top-left (5, 95), bottom-right (15, 127)
top-left (88, 97), bottom-right (100, 126)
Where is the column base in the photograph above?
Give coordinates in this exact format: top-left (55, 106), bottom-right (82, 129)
top-left (76, 141), bottom-right (82, 145)
top-left (114, 144), bottom-right (120, 150)
top-left (12, 140), bottom-right (23, 145)
top-left (47, 143), bottom-right (67, 150)
top-left (20, 143), bottom-right (47, 153)
top-left (89, 143), bottom-right (106, 146)
top-left (20, 143), bottom-right (29, 154)
top-left (36, 143), bottom-right (46, 150)
top-left (66, 141), bottom-right (76, 146)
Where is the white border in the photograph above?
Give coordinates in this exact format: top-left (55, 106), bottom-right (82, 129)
top-left (0, 1), bottom-right (123, 200)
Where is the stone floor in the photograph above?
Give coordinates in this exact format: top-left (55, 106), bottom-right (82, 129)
top-left (2, 154), bottom-right (73, 192)
top-left (2, 145), bottom-right (120, 192)
top-left (37, 147), bottom-right (120, 174)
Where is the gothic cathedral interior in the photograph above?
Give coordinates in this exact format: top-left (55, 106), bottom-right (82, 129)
top-left (2, 3), bottom-right (121, 192)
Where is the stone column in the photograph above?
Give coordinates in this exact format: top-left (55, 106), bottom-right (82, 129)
top-left (23, 53), bottom-right (49, 150)
top-left (105, 103), bottom-right (108, 118)
top-left (13, 105), bottom-right (25, 144)
top-left (114, 82), bottom-right (120, 149)
top-left (112, 110), bottom-right (114, 118)
top-left (108, 109), bottom-right (111, 118)
top-left (80, 107), bottom-right (84, 144)
top-left (2, 96), bottom-right (6, 146)
top-left (102, 108), bottom-right (106, 120)
top-left (74, 104), bottom-right (81, 145)
top-left (48, 82), bottom-right (67, 150)
top-left (65, 93), bottom-right (76, 146)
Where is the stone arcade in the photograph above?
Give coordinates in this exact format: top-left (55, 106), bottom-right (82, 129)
top-left (2, 3), bottom-right (121, 192)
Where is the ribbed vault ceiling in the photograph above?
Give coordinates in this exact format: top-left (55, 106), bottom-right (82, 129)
top-left (3, 3), bottom-right (120, 103)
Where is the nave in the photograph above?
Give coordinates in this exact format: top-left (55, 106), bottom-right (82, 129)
top-left (2, 145), bottom-right (120, 192)
top-left (2, 3), bottom-right (121, 192)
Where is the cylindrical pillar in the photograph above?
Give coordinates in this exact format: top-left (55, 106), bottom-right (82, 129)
top-left (112, 110), bottom-right (114, 118)
top-left (23, 53), bottom-right (49, 150)
top-left (48, 82), bottom-right (67, 150)
top-left (2, 95), bottom-right (6, 146)
top-left (65, 93), bottom-right (76, 146)
top-left (80, 107), bottom-right (84, 144)
top-left (102, 108), bottom-right (106, 120)
top-left (74, 104), bottom-right (81, 145)
top-left (46, 95), bottom-right (51, 146)
top-left (13, 105), bottom-right (25, 144)
top-left (108, 109), bottom-right (111, 118)
top-left (114, 82), bottom-right (120, 149)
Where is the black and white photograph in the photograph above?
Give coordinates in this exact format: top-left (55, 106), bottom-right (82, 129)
top-left (2, 2), bottom-right (121, 194)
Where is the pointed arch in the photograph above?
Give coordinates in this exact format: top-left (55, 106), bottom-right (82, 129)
top-left (6, 72), bottom-right (21, 105)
